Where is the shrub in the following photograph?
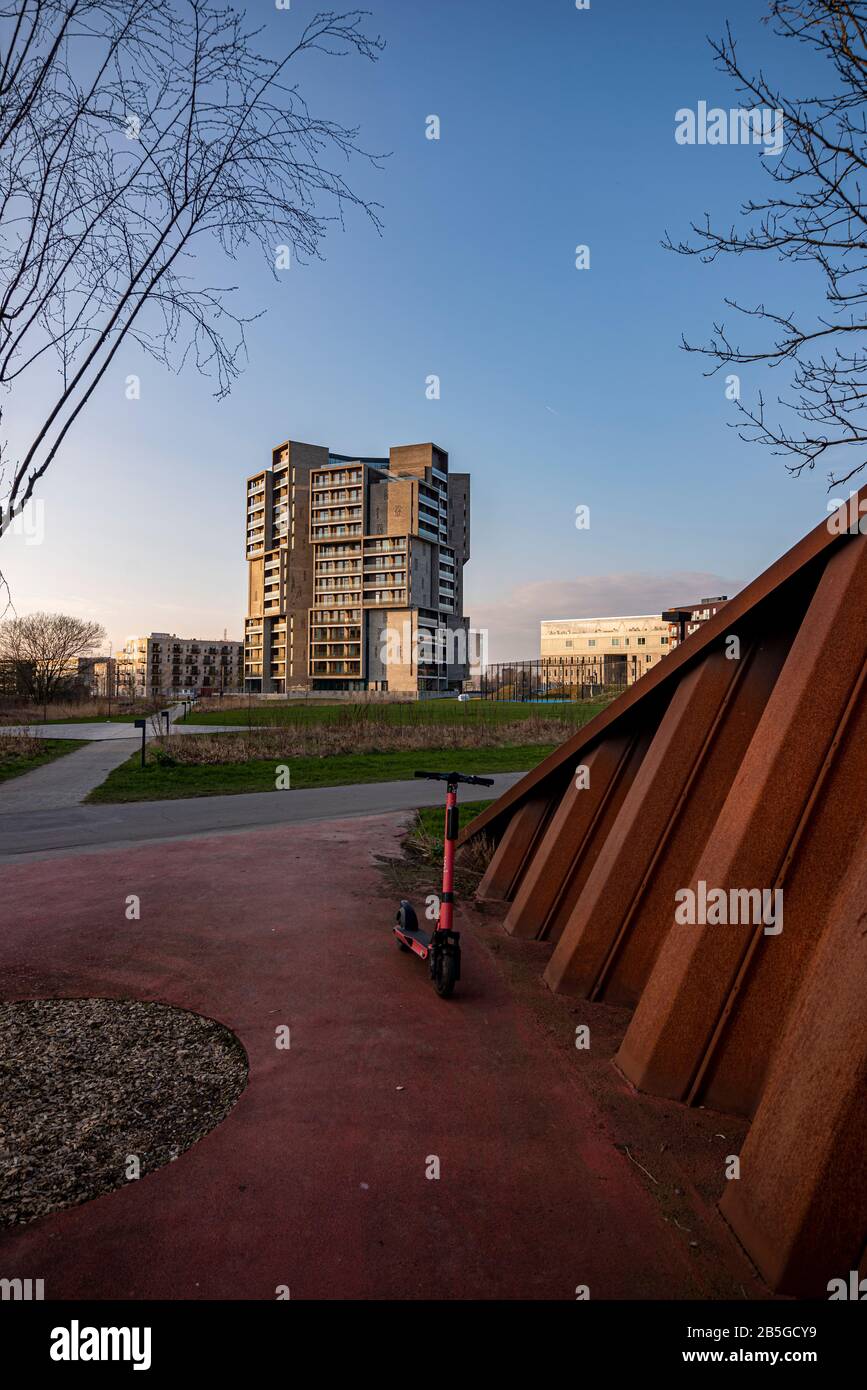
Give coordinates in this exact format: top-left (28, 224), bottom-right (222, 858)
top-left (0, 733), bottom-right (44, 761)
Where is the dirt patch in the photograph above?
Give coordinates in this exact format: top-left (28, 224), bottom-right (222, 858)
top-left (0, 998), bottom-right (248, 1226)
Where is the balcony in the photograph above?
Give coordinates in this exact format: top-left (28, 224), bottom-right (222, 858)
top-left (311, 628), bottom-right (360, 643)
top-left (364, 538), bottom-right (407, 553)
top-left (311, 489), bottom-right (361, 505)
top-left (310, 644), bottom-right (361, 659)
top-left (312, 526), bottom-right (362, 541)
top-left (312, 511), bottom-right (362, 527)
top-left (363, 590), bottom-right (408, 606)
top-left (310, 661), bottom-right (362, 676)
top-left (315, 579), bottom-right (361, 594)
top-left (313, 469), bottom-right (362, 489)
top-left (312, 609), bottom-right (361, 624)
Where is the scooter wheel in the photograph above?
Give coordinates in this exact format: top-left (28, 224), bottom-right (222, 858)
top-left (433, 951), bottom-right (457, 999)
top-left (397, 939), bottom-right (410, 953)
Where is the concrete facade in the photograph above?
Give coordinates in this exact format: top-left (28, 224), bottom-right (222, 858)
top-left (245, 439), bottom-right (471, 693)
top-left (119, 634), bottom-right (243, 696)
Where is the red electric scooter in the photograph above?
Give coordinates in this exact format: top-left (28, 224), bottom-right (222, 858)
top-left (393, 770), bottom-right (494, 998)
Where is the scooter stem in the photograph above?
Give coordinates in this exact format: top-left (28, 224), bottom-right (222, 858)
top-left (439, 784), bottom-right (458, 933)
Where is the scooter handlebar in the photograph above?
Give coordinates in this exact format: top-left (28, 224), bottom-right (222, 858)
top-left (414, 770), bottom-right (495, 787)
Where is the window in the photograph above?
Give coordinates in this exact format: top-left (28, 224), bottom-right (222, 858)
top-left (587, 639), bottom-right (596, 648)
top-left (661, 637), bottom-right (669, 645)
top-left (565, 640), bottom-right (573, 649)
top-left (611, 638), bottom-right (620, 647)
top-left (637, 637), bottom-right (646, 646)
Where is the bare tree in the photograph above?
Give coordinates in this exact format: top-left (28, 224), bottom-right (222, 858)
top-left (0, 609), bottom-right (105, 714)
top-left (0, 2), bottom-right (384, 570)
top-left (666, 1), bottom-right (867, 489)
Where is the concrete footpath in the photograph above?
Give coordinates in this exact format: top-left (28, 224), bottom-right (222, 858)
top-left (0, 738), bottom-right (139, 813)
top-left (0, 812), bottom-right (704, 1300)
top-left (0, 772), bottom-right (524, 862)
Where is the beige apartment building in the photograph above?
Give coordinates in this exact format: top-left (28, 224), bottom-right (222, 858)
top-left (119, 633), bottom-right (243, 697)
top-left (540, 614), bottom-right (672, 687)
top-left (244, 440), bottom-right (471, 693)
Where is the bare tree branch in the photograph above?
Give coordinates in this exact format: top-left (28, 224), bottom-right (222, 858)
top-left (0, 2), bottom-right (385, 552)
top-left (666, 1), bottom-right (867, 488)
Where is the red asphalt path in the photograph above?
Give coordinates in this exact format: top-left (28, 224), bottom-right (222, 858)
top-left (0, 814), bottom-right (701, 1300)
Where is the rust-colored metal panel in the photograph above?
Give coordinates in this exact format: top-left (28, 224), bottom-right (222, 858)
top-left (461, 494), bottom-right (867, 1294)
top-left (543, 652), bottom-right (744, 998)
top-left (475, 793), bottom-right (553, 903)
top-left (718, 820), bottom-right (867, 1295)
top-left (503, 734), bottom-right (634, 939)
top-left (696, 646), bottom-right (867, 1117)
top-left (543, 725), bottom-right (658, 946)
top-left (600, 628), bottom-right (796, 1006)
top-left (616, 532), bottom-right (867, 1106)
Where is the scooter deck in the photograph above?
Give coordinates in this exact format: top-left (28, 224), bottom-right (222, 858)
top-left (393, 925), bottom-right (432, 960)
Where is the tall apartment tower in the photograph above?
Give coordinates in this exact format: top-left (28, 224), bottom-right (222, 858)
top-left (244, 440), bottom-right (471, 694)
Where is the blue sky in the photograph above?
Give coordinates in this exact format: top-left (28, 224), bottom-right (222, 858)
top-left (2, 0), bottom-right (836, 659)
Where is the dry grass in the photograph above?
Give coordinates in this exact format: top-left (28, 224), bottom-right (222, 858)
top-left (0, 698), bottom-right (155, 725)
top-left (378, 807), bottom-right (497, 904)
top-left (198, 693), bottom-right (414, 713)
top-left (455, 830), bottom-right (497, 877)
top-left (149, 717), bottom-right (567, 766)
top-left (0, 732), bottom-right (43, 759)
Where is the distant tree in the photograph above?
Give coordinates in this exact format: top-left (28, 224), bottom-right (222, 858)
top-left (0, 2), bottom-right (384, 599)
top-left (0, 610), bottom-right (105, 714)
top-left (667, 1), bottom-right (867, 489)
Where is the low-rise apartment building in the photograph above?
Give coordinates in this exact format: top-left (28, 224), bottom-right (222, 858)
top-left (77, 656), bottom-right (117, 697)
top-left (540, 615), bottom-right (672, 687)
top-left (119, 633), bottom-right (243, 697)
top-left (244, 439), bottom-right (471, 693)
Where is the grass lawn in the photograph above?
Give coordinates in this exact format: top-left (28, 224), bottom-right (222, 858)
top-left (0, 739), bottom-right (85, 785)
top-left (411, 799), bottom-right (493, 851)
top-left (179, 697), bottom-right (610, 729)
top-left (86, 746), bottom-right (553, 804)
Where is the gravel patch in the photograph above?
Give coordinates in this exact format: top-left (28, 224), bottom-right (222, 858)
top-left (0, 998), bottom-right (248, 1227)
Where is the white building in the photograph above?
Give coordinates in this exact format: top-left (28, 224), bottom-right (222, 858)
top-left (541, 614), bottom-right (672, 686)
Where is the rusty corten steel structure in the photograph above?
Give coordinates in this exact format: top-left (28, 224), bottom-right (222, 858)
top-left (461, 494), bottom-right (867, 1297)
